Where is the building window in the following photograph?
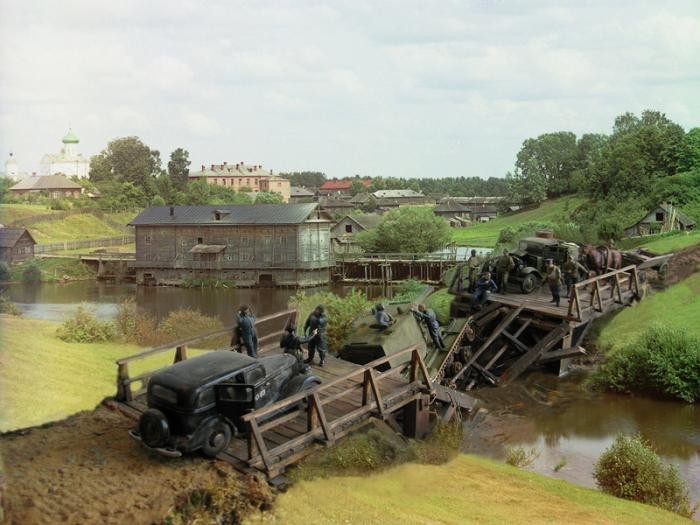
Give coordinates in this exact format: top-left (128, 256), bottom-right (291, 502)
top-left (181, 239), bottom-right (187, 247)
top-left (145, 234), bottom-right (151, 245)
top-left (224, 254), bottom-right (232, 261)
top-left (197, 237), bottom-right (203, 244)
top-left (345, 224), bottom-right (353, 233)
top-left (655, 212), bottom-right (664, 221)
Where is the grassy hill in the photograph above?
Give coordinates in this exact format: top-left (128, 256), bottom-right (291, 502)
top-left (618, 230), bottom-right (700, 254)
top-left (0, 203), bottom-right (60, 223)
top-left (0, 316), bottom-right (207, 431)
top-left (250, 454), bottom-right (688, 525)
top-left (450, 196), bottom-right (584, 247)
top-left (596, 271), bottom-right (700, 351)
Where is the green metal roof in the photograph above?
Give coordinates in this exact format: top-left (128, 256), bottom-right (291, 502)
top-left (62, 129), bottom-right (79, 144)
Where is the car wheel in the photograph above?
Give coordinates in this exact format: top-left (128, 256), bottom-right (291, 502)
top-left (139, 408), bottom-right (170, 448)
top-left (201, 420), bottom-right (232, 458)
top-left (521, 274), bottom-right (539, 294)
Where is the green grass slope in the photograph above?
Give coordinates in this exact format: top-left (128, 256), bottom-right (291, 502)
top-left (0, 204), bottom-right (60, 223)
top-left (249, 454), bottom-right (689, 525)
top-left (451, 196), bottom-right (584, 247)
top-left (618, 230), bottom-right (700, 254)
top-left (597, 272), bottom-right (700, 351)
top-left (28, 214), bottom-right (127, 244)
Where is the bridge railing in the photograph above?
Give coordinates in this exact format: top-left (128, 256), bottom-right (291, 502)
top-left (567, 265), bottom-right (640, 322)
top-left (240, 345), bottom-right (433, 477)
top-left (336, 252), bottom-right (467, 263)
top-left (114, 309), bottom-right (296, 402)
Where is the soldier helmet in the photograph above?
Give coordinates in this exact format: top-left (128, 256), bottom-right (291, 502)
top-left (471, 249), bottom-right (477, 256)
top-left (375, 303), bottom-right (385, 311)
top-left (285, 323), bottom-right (296, 333)
top-left (315, 304), bottom-right (325, 314)
top-left (239, 304), bottom-right (249, 314)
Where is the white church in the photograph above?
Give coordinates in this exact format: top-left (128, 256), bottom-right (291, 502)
top-left (40, 129), bottom-right (90, 178)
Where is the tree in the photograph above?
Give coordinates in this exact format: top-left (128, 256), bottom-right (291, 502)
top-left (514, 131), bottom-right (579, 197)
top-left (349, 179), bottom-right (365, 196)
top-left (167, 148), bottom-right (191, 189)
top-left (357, 207), bottom-right (450, 253)
top-left (278, 171), bottom-right (327, 188)
top-left (254, 192), bottom-right (284, 204)
top-left (505, 169), bottom-right (546, 206)
top-left (679, 127), bottom-right (700, 172)
top-left (89, 136), bottom-right (162, 187)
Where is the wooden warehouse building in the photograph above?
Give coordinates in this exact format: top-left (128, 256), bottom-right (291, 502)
top-left (129, 204), bottom-right (333, 287)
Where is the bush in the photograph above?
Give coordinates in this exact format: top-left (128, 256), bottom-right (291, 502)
top-left (391, 279), bottom-right (426, 303)
top-left (0, 292), bottom-right (22, 315)
top-left (0, 261), bottom-right (10, 281)
top-left (115, 298), bottom-right (157, 345)
top-left (49, 198), bottom-right (72, 211)
top-left (157, 309), bottom-right (223, 342)
top-left (588, 325), bottom-right (700, 402)
top-left (289, 289), bottom-right (373, 353)
top-left (594, 434), bottom-right (694, 517)
top-left (505, 445), bottom-right (540, 467)
top-left (411, 421), bottom-right (463, 464)
top-left (21, 261), bottom-right (42, 283)
top-left (56, 306), bottom-right (116, 343)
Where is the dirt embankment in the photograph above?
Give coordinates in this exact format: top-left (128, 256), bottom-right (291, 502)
top-left (0, 402), bottom-right (264, 525)
top-left (666, 243), bottom-right (700, 285)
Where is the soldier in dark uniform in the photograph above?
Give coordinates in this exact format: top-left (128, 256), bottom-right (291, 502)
top-left (411, 303), bottom-right (445, 350)
top-left (495, 249), bottom-right (515, 294)
top-left (231, 304), bottom-right (258, 357)
top-left (304, 305), bottom-right (329, 367)
top-left (373, 303), bottom-right (394, 330)
top-left (471, 271), bottom-right (498, 309)
top-left (280, 323), bottom-right (317, 370)
top-left (546, 259), bottom-right (563, 307)
top-left (562, 254), bottom-right (579, 297)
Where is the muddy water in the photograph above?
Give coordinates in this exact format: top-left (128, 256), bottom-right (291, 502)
top-left (1, 281), bottom-right (389, 323)
top-left (463, 369), bottom-right (700, 505)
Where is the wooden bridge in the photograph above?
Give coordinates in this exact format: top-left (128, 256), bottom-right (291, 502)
top-left (112, 310), bottom-right (435, 479)
top-left (334, 252), bottom-right (468, 284)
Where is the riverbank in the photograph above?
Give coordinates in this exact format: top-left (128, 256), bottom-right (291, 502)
top-left (3, 257), bottom-right (96, 284)
top-left (247, 453), bottom-right (689, 524)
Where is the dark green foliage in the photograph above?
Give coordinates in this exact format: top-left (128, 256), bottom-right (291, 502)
top-left (497, 222), bottom-right (555, 246)
top-left (278, 171), bottom-right (327, 188)
top-left (0, 291), bottom-right (22, 315)
top-left (679, 127), bottom-right (700, 172)
top-left (56, 306), bottom-right (117, 343)
top-left (0, 177), bottom-right (13, 202)
top-left (151, 195), bottom-right (166, 206)
top-left (589, 325), bottom-right (700, 403)
top-left (21, 261), bottom-right (42, 283)
top-left (0, 262), bottom-right (10, 281)
top-left (254, 191), bottom-right (284, 204)
top-left (49, 198), bottom-right (72, 211)
top-left (167, 147), bottom-right (191, 190)
top-left (515, 131), bottom-right (579, 197)
top-left (89, 136), bottom-right (162, 186)
top-left (391, 279), bottom-right (426, 303)
top-left (594, 434), bottom-right (694, 517)
top-left (357, 207), bottom-right (451, 253)
top-left (652, 168), bottom-right (700, 221)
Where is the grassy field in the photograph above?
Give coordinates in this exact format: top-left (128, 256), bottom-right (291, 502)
top-left (7, 257), bottom-right (96, 282)
top-left (28, 214), bottom-right (127, 244)
top-left (0, 203), bottom-right (60, 223)
top-left (0, 316), bottom-right (211, 431)
top-left (450, 196), bottom-right (584, 247)
top-left (250, 454), bottom-right (688, 525)
top-left (618, 230), bottom-right (700, 254)
top-left (596, 272), bottom-right (700, 351)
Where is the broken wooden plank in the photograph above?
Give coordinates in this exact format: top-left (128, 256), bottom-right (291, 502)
top-left (497, 324), bottom-right (569, 386)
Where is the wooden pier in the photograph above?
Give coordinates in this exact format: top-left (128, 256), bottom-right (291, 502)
top-left (113, 310), bottom-right (435, 479)
top-left (334, 252), bottom-right (467, 284)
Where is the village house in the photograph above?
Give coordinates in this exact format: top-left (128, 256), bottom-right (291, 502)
top-left (317, 178), bottom-right (372, 197)
top-left (318, 197), bottom-right (356, 216)
top-left (129, 203), bottom-right (333, 287)
top-left (9, 174), bottom-right (83, 199)
top-left (0, 227), bottom-right (36, 264)
top-left (443, 196), bottom-right (503, 221)
top-left (289, 186), bottom-right (316, 203)
top-left (372, 189), bottom-right (427, 210)
top-left (624, 203), bottom-right (696, 237)
top-left (188, 162), bottom-right (291, 202)
top-left (432, 201), bottom-right (472, 227)
top-left (330, 213), bottom-right (382, 254)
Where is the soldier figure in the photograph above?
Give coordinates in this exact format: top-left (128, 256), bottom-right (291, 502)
top-left (467, 249), bottom-right (481, 292)
top-left (231, 305), bottom-right (258, 358)
top-left (471, 271), bottom-right (498, 309)
top-left (495, 248), bottom-right (515, 294)
top-left (374, 303), bottom-right (394, 330)
top-left (562, 254), bottom-right (579, 297)
top-left (411, 303), bottom-right (445, 351)
top-left (280, 323), bottom-right (317, 370)
top-left (546, 259), bottom-right (563, 307)
top-left (304, 305), bottom-right (329, 367)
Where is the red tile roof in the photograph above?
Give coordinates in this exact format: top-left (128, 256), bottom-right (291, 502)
top-left (319, 179), bottom-right (371, 190)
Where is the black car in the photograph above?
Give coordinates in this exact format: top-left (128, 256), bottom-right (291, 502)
top-left (129, 351), bottom-right (321, 457)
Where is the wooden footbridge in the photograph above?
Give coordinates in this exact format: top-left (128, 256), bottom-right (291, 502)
top-left (334, 252), bottom-right (468, 284)
top-left (112, 310), bottom-right (437, 479)
top-left (447, 265), bottom-right (642, 389)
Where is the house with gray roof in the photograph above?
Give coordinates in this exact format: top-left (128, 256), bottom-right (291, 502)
top-left (624, 203), bottom-right (696, 237)
top-left (331, 213), bottom-right (382, 254)
top-left (0, 227), bottom-right (36, 263)
top-left (129, 203), bottom-right (333, 287)
top-left (9, 174), bottom-right (83, 199)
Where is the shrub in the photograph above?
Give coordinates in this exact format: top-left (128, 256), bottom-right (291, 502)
top-left (115, 298), bottom-right (157, 345)
top-left (391, 279), bottom-right (426, 303)
top-left (594, 434), bottom-right (694, 517)
top-left (56, 306), bottom-right (116, 343)
top-left (0, 262), bottom-right (10, 281)
top-left (588, 325), bottom-right (700, 402)
top-left (411, 421), bottom-right (463, 464)
top-left (49, 198), bottom-right (72, 211)
top-left (154, 309), bottom-right (225, 348)
top-left (0, 292), bottom-right (22, 315)
top-left (21, 261), bottom-right (42, 283)
top-left (505, 445), bottom-right (540, 467)
top-left (289, 289), bottom-right (373, 353)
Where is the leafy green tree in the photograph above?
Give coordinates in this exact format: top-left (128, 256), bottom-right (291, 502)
top-left (357, 207), bottom-right (450, 253)
top-left (679, 127), bottom-right (700, 172)
top-left (361, 195), bottom-right (378, 213)
top-left (349, 179), bottom-right (365, 196)
top-left (151, 195), bottom-right (166, 206)
top-left (505, 169), bottom-right (547, 205)
top-left (89, 136), bottom-right (162, 188)
top-left (167, 148), bottom-right (191, 189)
top-left (254, 192), bottom-right (284, 204)
top-left (515, 131), bottom-right (579, 197)
top-left (278, 171), bottom-right (327, 188)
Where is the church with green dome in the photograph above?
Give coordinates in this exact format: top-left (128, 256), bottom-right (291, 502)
top-left (40, 128), bottom-right (89, 178)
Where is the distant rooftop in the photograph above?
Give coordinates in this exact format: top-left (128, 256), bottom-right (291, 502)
top-left (130, 203), bottom-right (324, 226)
top-left (9, 174), bottom-right (82, 191)
top-left (189, 162), bottom-right (278, 178)
top-left (372, 189), bottom-right (424, 198)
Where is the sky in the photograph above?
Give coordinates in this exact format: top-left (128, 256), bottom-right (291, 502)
top-left (1, 0), bottom-right (699, 179)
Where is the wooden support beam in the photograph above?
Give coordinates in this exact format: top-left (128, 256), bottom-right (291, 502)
top-left (116, 362), bottom-right (131, 402)
top-left (311, 392), bottom-right (334, 443)
top-left (368, 369), bottom-right (385, 417)
top-left (498, 325), bottom-right (569, 386)
top-left (248, 420), bottom-right (272, 472)
top-left (501, 330), bottom-right (530, 354)
top-left (173, 345), bottom-right (187, 363)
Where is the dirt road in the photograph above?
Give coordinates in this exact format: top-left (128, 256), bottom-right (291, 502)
top-left (0, 402), bottom-right (244, 524)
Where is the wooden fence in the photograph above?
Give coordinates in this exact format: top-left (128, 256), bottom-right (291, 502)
top-left (567, 265), bottom-right (640, 322)
top-left (35, 235), bottom-right (135, 254)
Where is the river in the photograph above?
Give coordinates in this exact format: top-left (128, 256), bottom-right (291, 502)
top-left (3, 280), bottom-right (699, 505)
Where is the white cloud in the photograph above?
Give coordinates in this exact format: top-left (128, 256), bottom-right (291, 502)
top-left (0, 0), bottom-right (698, 178)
